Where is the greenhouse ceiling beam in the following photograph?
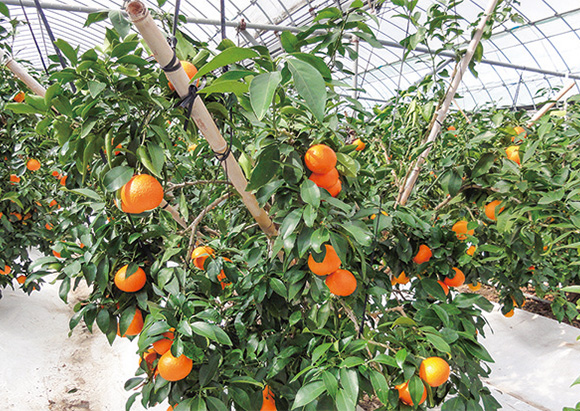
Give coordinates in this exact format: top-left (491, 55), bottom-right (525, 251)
top-left (6, 0), bottom-right (580, 81)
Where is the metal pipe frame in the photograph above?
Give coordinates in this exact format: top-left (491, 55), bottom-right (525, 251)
top-left (4, 0), bottom-right (580, 81)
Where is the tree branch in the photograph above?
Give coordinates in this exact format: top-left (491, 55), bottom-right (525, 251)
top-left (166, 180), bottom-right (232, 194)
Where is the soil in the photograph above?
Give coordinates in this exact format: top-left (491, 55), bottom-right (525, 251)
top-left (457, 284), bottom-right (580, 329)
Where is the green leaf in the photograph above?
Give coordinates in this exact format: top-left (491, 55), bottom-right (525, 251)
top-left (198, 80), bottom-right (249, 97)
top-left (462, 340), bottom-right (494, 362)
top-left (279, 209), bottom-right (303, 239)
top-left (287, 58), bottom-right (327, 123)
top-left (69, 188), bottom-right (102, 201)
top-left (88, 81), bottom-right (106, 99)
top-left (341, 221), bottom-right (372, 246)
top-left (54, 39), bottom-right (78, 65)
top-left (538, 189), bottom-right (565, 205)
top-left (441, 168), bottom-right (462, 197)
top-left (369, 370), bottom-right (389, 404)
top-left (250, 72), bottom-right (282, 120)
top-left (147, 143), bottom-right (165, 177)
top-left (194, 47), bottom-right (259, 79)
top-left (0, 2), bottom-right (10, 17)
top-left (408, 375), bottom-right (425, 407)
top-left (562, 286), bottom-right (580, 294)
top-left (103, 166), bottom-right (133, 192)
top-left (85, 11), bottom-right (108, 27)
top-left (205, 396), bottom-right (229, 411)
top-left (322, 371), bottom-right (338, 399)
top-left (340, 368), bottom-right (359, 410)
top-left (425, 333), bottom-right (451, 353)
top-left (292, 380), bottom-right (326, 409)
top-left (336, 152), bottom-right (358, 177)
top-left (191, 321), bottom-right (232, 345)
top-left (248, 145), bottom-right (280, 191)
top-left (270, 278), bottom-right (287, 298)
top-left (4, 103), bottom-right (41, 114)
top-left (109, 10), bottom-right (131, 38)
top-left (300, 179), bottom-right (321, 208)
top-left (472, 153), bottom-right (495, 178)
top-left (336, 389), bottom-right (356, 411)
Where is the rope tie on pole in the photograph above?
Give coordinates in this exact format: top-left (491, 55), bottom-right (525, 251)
top-left (174, 84), bottom-right (198, 131)
top-left (168, 0), bottom-right (181, 48)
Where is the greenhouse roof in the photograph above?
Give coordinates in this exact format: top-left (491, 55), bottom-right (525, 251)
top-left (2, 0), bottom-right (580, 110)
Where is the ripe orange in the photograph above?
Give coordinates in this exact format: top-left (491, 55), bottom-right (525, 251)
top-left (51, 171), bottom-right (60, 177)
top-left (468, 282), bottom-right (482, 291)
top-left (325, 269), bottom-right (357, 296)
top-left (52, 250), bottom-right (62, 259)
top-left (114, 265), bottom-right (147, 292)
top-left (504, 309), bottom-right (514, 318)
top-left (353, 139), bottom-right (366, 151)
top-left (309, 168), bottom-right (339, 189)
top-left (0, 265), bottom-right (11, 275)
top-left (153, 330), bottom-right (175, 355)
top-left (9, 174), bottom-right (20, 184)
top-left (391, 271), bottom-right (409, 285)
top-left (412, 245), bottom-right (432, 264)
top-left (187, 143), bottom-right (198, 152)
top-left (437, 280), bottom-right (449, 296)
top-left (139, 348), bottom-right (158, 371)
top-left (419, 357), bottom-right (450, 387)
top-left (26, 159), bottom-right (41, 171)
top-left (484, 200), bottom-right (504, 221)
top-left (49, 199), bottom-right (58, 207)
top-left (466, 245), bottom-right (476, 256)
top-left (158, 351), bottom-right (193, 381)
top-left (444, 267), bottom-right (465, 287)
top-left (120, 174), bottom-right (164, 213)
top-left (447, 126), bottom-right (456, 131)
top-left (167, 406), bottom-right (174, 411)
top-left (14, 91), bottom-right (25, 103)
top-left (45, 223), bottom-right (53, 230)
top-left (308, 244), bottom-right (341, 276)
top-left (168, 61), bottom-right (199, 91)
top-left (512, 296), bottom-right (526, 308)
top-left (304, 144), bottom-right (337, 174)
top-left (118, 308), bottom-right (144, 337)
top-left (370, 211), bottom-right (388, 220)
top-left (59, 175), bottom-right (67, 186)
top-left (513, 126), bottom-right (527, 140)
top-left (506, 146), bottom-right (520, 165)
top-left (452, 220), bottom-right (474, 240)
top-left (326, 179), bottom-right (342, 197)
top-left (217, 258), bottom-right (232, 289)
top-left (261, 385), bottom-right (277, 411)
top-left (191, 246), bottom-right (215, 270)
top-left (396, 381), bottom-right (427, 406)
top-left (16, 275), bottom-right (26, 284)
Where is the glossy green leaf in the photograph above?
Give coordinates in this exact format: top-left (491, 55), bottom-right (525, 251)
top-left (287, 58), bottom-right (327, 123)
top-left (250, 71), bottom-right (282, 120)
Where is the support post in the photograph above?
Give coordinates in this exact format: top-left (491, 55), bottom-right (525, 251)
top-left (125, 0), bottom-right (277, 238)
top-left (526, 81), bottom-right (576, 127)
top-left (0, 48), bottom-right (46, 97)
top-left (397, 0), bottom-right (500, 207)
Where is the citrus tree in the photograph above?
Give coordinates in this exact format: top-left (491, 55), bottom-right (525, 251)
top-left (2, 0), bottom-right (580, 410)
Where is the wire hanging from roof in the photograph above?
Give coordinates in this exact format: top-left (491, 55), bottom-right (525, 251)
top-left (18, 0), bottom-right (48, 74)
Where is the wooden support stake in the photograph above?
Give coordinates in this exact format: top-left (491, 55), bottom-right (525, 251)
top-left (0, 48), bottom-right (46, 97)
top-left (527, 81), bottom-right (576, 127)
top-left (453, 99), bottom-right (471, 124)
top-left (126, 1), bottom-right (278, 238)
top-left (397, 0), bottom-right (500, 207)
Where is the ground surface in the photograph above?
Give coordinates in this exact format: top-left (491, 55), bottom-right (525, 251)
top-left (1, 277), bottom-right (580, 410)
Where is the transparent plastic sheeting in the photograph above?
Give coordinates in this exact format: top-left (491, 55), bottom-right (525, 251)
top-left (2, 0), bottom-right (579, 110)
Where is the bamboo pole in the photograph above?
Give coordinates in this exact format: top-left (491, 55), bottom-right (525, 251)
top-left (526, 81), bottom-right (575, 127)
top-left (453, 99), bottom-right (471, 124)
top-left (1, 47), bottom-right (188, 229)
top-left (125, 0), bottom-right (277, 238)
top-left (0, 48), bottom-right (46, 97)
top-left (397, 0), bottom-right (500, 207)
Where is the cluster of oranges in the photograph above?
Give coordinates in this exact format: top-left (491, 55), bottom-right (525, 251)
top-left (505, 126), bottom-right (526, 165)
top-left (305, 144), bottom-right (342, 197)
top-left (191, 246), bottom-right (232, 289)
top-left (396, 356), bottom-right (451, 405)
top-left (308, 244), bottom-right (357, 296)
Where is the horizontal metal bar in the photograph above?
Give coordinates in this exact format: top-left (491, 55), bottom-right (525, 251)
top-left (5, 0), bottom-right (580, 80)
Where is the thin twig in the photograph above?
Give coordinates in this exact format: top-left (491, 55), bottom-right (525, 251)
top-left (433, 184), bottom-right (499, 211)
top-left (186, 192), bottom-right (233, 259)
top-left (166, 180), bottom-right (232, 194)
top-left (337, 298), bottom-right (359, 330)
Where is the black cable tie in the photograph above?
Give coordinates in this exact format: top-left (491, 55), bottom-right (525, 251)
top-left (213, 144), bottom-right (232, 163)
top-left (161, 202), bottom-right (170, 210)
top-left (435, 118), bottom-right (444, 127)
top-left (174, 84), bottom-right (198, 131)
top-left (161, 49), bottom-right (181, 73)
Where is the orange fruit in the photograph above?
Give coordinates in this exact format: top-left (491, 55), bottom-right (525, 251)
top-left (217, 258), bottom-right (232, 289)
top-left (353, 139), bottom-right (366, 151)
top-left (444, 267), bottom-right (465, 287)
top-left (370, 211), bottom-right (388, 220)
top-left (14, 91), bottom-right (25, 103)
top-left (261, 385), bottom-right (277, 411)
top-left (158, 351), bottom-right (193, 381)
top-left (114, 265), bottom-right (147, 292)
top-left (168, 61), bottom-right (199, 91)
top-left (120, 174), bottom-right (164, 213)
top-left (304, 144), bottom-right (337, 174)
top-left (506, 146), bottom-right (520, 165)
top-left (59, 175), bottom-right (67, 186)
top-left (51, 171), bottom-right (60, 177)
top-left (447, 126), bottom-right (456, 131)
top-left (437, 280), bottom-right (449, 296)
top-left (118, 308), bottom-right (144, 337)
top-left (412, 245), bottom-right (432, 264)
top-left (16, 275), bottom-right (26, 284)
top-left (11, 212), bottom-right (22, 221)
top-left (391, 271), bottom-right (409, 285)
top-left (512, 296), bottom-right (526, 308)
top-left (52, 250), bottom-right (61, 259)
top-left (45, 223), bottom-right (53, 230)
top-left (153, 331), bottom-right (175, 355)
top-left (504, 309), bottom-right (514, 318)
top-left (10, 174), bottom-right (20, 184)
top-left (26, 159), bottom-right (41, 171)
top-left (326, 179), bottom-right (342, 197)
top-left (452, 220), bottom-right (474, 240)
top-left (308, 244), bottom-right (341, 276)
top-left (466, 245), bottom-right (476, 256)
top-left (325, 269), bottom-right (357, 296)
top-left (0, 265), bottom-right (11, 275)
top-left (187, 143), bottom-right (198, 152)
top-left (513, 126), bottom-right (527, 140)
top-left (484, 200), bottom-right (504, 221)
top-left (396, 381), bottom-right (427, 406)
top-left (419, 357), bottom-right (450, 387)
top-left (114, 144), bottom-right (123, 155)
top-left (191, 246), bottom-right (215, 270)
top-left (468, 282), bottom-right (482, 291)
top-left (139, 348), bottom-right (158, 371)
top-left (309, 168), bottom-right (339, 189)
top-left (167, 406), bottom-right (174, 411)
top-left (49, 199), bottom-right (58, 207)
